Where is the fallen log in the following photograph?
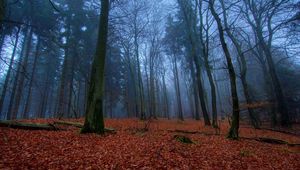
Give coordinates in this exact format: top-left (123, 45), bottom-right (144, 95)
top-left (167, 129), bottom-right (216, 136)
top-left (241, 126), bottom-right (299, 136)
top-left (256, 137), bottom-right (288, 144)
top-left (241, 137), bottom-right (300, 146)
top-left (0, 120), bottom-right (59, 131)
top-left (0, 120), bottom-right (115, 133)
top-left (53, 121), bottom-right (83, 128)
top-left (53, 121), bottom-right (115, 133)
top-left (261, 128), bottom-right (300, 136)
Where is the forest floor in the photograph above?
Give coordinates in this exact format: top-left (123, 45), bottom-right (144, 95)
top-left (0, 118), bottom-right (300, 170)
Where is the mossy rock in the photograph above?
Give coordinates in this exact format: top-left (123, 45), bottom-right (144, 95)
top-left (174, 135), bottom-right (194, 144)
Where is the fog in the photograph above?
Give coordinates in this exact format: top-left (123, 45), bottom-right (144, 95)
top-left (0, 0), bottom-right (299, 129)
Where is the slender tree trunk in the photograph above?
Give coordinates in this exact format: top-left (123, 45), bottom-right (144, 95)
top-left (220, 0), bottom-right (259, 128)
top-left (155, 77), bottom-right (160, 118)
top-left (0, 26), bottom-right (20, 117)
top-left (195, 67), bottom-right (211, 125)
top-left (144, 59), bottom-right (150, 116)
top-left (47, 85), bottom-right (55, 118)
top-left (23, 36), bottom-right (41, 118)
top-left (81, 0), bottom-right (109, 134)
top-left (173, 56), bottom-right (184, 121)
top-left (261, 63), bottom-right (277, 126)
top-left (38, 73), bottom-right (50, 118)
top-left (134, 39), bottom-right (145, 120)
top-left (57, 51), bottom-right (68, 117)
top-left (209, 0), bottom-right (240, 139)
top-left (249, 34), bottom-right (277, 126)
top-left (126, 52), bottom-right (138, 117)
top-left (197, 0), bottom-right (218, 125)
top-left (201, 7), bottom-right (218, 126)
top-left (244, 0), bottom-right (290, 126)
top-left (178, 0), bottom-right (211, 125)
top-left (162, 72), bottom-right (169, 119)
top-left (67, 52), bottom-right (75, 117)
top-left (11, 28), bottom-right (33, 119)
top-left (150, 66), bottom-right (156, 118)
top-left (257, 30), bottom-right (289, 126)
top-left (6, 28), bottom-right (28, 120)
top-left (188, 54), bottom-right (200, 120)
top-left (204, 58), bottom-right (218, 127)
top-left (77, 81), bottom-right (82, 116)
top-left (57, 25), bottom-right (71, 118)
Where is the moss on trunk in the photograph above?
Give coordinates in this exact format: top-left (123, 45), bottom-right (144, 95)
top-left (81, 0), bottom-right (109, 134)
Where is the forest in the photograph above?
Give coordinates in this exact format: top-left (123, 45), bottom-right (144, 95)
top-left (0, 0), bottom-right (300, 169)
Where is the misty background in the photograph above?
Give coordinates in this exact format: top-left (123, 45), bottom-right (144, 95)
top-left (0, 0), bottom-right (299, 128)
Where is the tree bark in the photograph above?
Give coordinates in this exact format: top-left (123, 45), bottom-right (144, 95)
top-left (6, 28), bottom-right (28, 120)
top-left (173, 55), bottom-right (184, 121)
top-left (67, 51), bottom-right (75, 117)
top-left (220, 0), bottom-right (259, 129)
top-left (81, 0), bottom-right (109, 134)
top-left (134, 30), bottom-right (145, 120)
top-left (243, 0), bottom-right (289, 126)
top-left (178, 0), bottom-right (211, 125)
top-left (22, 36), bottom-right (41, 119)
top-left (209, 0), bottom-right (240, 139)
top-left (11, 28), bottom-right (33, 119)
top-left (0, 26), bottom-right (20, 117)
top-left (162, 71), bottom-right (169, 119)
top-left (57, 38), bottom-right (69, 117)
top-left (188, 53), bottom-right (200, 120)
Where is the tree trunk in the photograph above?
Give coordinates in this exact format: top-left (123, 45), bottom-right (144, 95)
top-left (0, 26), bottom-right (20, 117)
top-left (209, 0), bottom-right (240, 139)
top-left (11, 28), bottom-right (33, 119)
top-left (67, 52), bottom-right (75, 117)
top-left (6, 28), bottom-right (28, 120)
top-left (201, 8), bottom-right (218, 126)
top-left (173, 56), bottom-right (184, 121)
top-left (257, 30), bottom-right (289, 126)
top-left (22, 36), bottom-right (41, 119)
top-left (204, 57), bottom-right (218, 127)
top-left (81, 0), bottom-right (109, 134)
top-left (162, 71), bottom-right (169, 119)
top-left (248, 34), bottom-right (277, 126)
top-left (220, 1), bottom-right (259, 129)
top-left (135, 37), bottom-right (145, 120)
top-left (188, 54), bottom-right (201, 120)
top-left (178, 0), bottom-right (211, 125)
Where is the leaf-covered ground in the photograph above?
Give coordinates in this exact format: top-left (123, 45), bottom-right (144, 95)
top-left (0, 119), bottom-right (299, 169)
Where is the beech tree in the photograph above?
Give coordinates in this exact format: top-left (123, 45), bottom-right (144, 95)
top-left (81, 0), bottom-right (109, 134)
top-left (209, 0), bottom-right (240, 139)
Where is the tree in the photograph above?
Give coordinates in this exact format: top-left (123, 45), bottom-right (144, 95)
top-left (241, 0), bottom-right (291, 126)
top-left (197, 0), bottom-right (218, 127)
top-left (209, 0), bottom-right (240, 139)
top-left (0, 26), bottom-right (20, 117)
top-left (81, 0), bottom-right (110, 134)
top-left (219, 0), bottom-right (260, 129)
top-left (178, 0), bottom-right (211, 125)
